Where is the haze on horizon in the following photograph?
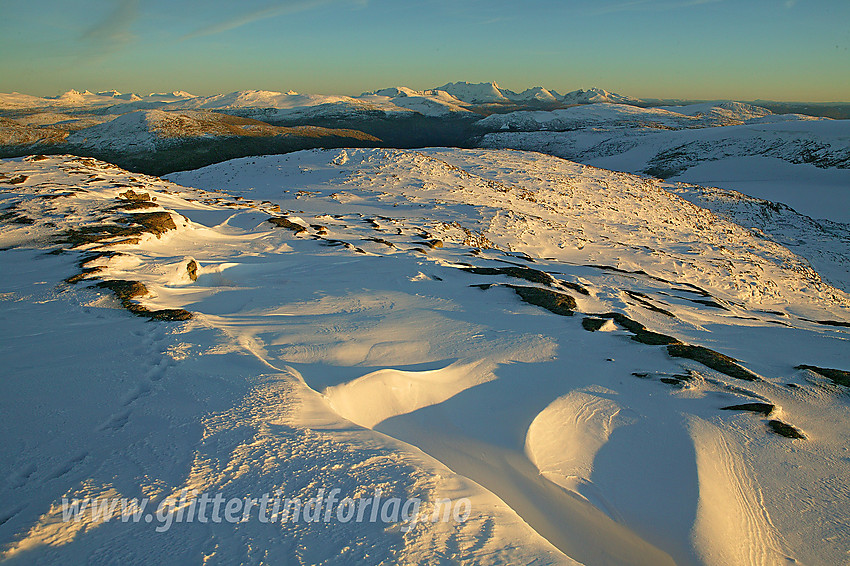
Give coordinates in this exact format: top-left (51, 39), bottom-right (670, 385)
top-left (1, 0), bottom-right (848, 103)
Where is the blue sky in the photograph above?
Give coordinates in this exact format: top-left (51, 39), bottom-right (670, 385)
top-left (1, 0), bottom-right (848, 101)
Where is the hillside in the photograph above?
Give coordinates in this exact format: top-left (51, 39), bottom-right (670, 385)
top-left (66, 109), bottom-right (380, 152)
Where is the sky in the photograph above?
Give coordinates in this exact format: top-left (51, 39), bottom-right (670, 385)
top-left (0, 0), bottom-right (848, 101)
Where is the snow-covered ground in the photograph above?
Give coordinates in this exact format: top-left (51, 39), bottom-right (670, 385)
top-left (475, 101), bottom-right (792, 131)
top-left (1, 149), bottom-right (849, 565)
top-left (480, 119), bottom-right (850, 224)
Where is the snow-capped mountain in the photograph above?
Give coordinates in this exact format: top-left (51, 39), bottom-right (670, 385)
top-left (166, 89), bottom-right (361, 111)
top-left (561, 87), bottom-right (644, 105)
top-left (433, 81), bottom-right (512, 104)
top-left (504, 86), bottom-right (562, 103)
top-left (432, 82), bottom-right (566, 105)
top-left (363, 87), bottom-right (472, 116)
top-left (48, 89), bottom-right (193, 106)
top-left (147, 91), bottom-right (196, 99)
top-left (94, 90), bottom-right (141, 101)
top-left (2, 148), bottom-right (849, 565)
top-left (363, 86), bottom-right (427, 98)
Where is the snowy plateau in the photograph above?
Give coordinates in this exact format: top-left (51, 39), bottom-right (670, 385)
top-left (0, 84), bottom-right (849, 566)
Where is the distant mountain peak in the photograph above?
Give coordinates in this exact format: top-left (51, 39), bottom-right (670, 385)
top-left (147, 91), bottom-right (196, 99)
top-left (363, 86), bottom-right (426, 98)
top-left (505, 86), bottom-right (560, 103)
top-left (562, 88), bottom-right (643, 105)
top-left (434, 81), bottom-right (509, 104)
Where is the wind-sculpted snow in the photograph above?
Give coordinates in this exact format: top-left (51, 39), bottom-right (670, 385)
top-left (2, 150), bottom-right (850, 565)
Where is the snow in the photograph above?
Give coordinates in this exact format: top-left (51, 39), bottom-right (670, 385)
top-left (2, 148), bottom-right (849, 564)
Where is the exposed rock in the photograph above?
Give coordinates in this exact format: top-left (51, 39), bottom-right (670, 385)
top-left (96, 279), bottom-right (192, 321)
top-left (267, 216), bottom-right (307, 234)
top-left (582, 317), bottom-right (608, 331)
top-left (463, 265), bottom-right (554, 286)
top-left (795, 365), bottom-right (850, 387)
top-left (65, 266), bottom-right (105, 284)
top-left (187, 260), bottom-right (198, 282)
top-left (122, 211), bottom-right (176, 237)
top-left (507, 285), bottom-right (576, 316)
top-left (767, 420), bottom-right (805, 439)
top-left (721, 403), bottom-right (775, 416)
top-left (118, 189), bottom-right (151, 201)
top-left (667, 344), bottom-right (759, 381)
top-left (598, 312), bottom-right (680, 345)
top-left (624, 290), bottom-right (675, 317)
top-left (59, 224), bottom-right (146, 247)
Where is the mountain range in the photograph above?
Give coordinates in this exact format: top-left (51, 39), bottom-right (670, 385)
top-left (1, 83), bottom-right (848, 200)
top-left (2, 83), bottom-right (640, 114)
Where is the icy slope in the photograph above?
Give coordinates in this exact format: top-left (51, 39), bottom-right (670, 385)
top-left (1, 150), bottom-right (849, 565)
